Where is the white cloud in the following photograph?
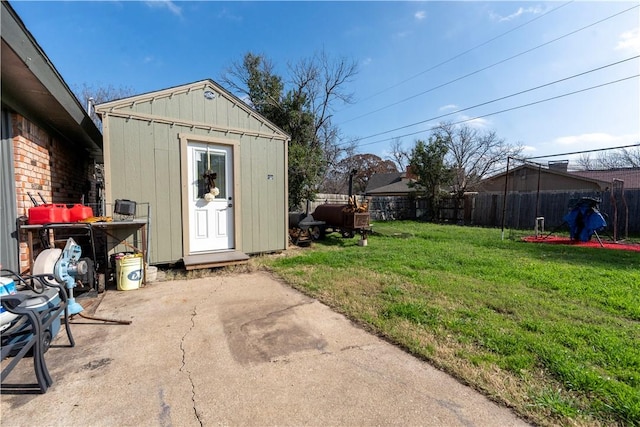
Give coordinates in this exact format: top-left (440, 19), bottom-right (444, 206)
top-left (545, 133), bottom-right (639, 164)
top-left (554, 132), bottom-right (638, 150)
top-left (555, 133), bottom-right (618, 146)
top-left (145, 1), bottom-right (182, 17)
top-left (362, 57), bottom-right (372, 66)
top-left (217, 7), bottom-right (243, 22)
top-left (615, 28), bottom-right (640, 55)
top-left (522, 145), bottom-right (537, 152)
top-left (415, 11), bottom-right (426, 20)
top-left (439, 104), bottom-right (458, 111)
top-left (459, 115), bottom-right (491, 129)
top-left (491, 6), bottom-right (544, 23)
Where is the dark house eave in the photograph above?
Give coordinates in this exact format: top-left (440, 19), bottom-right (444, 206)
top-left (1, 2), bottom-right (103, 162)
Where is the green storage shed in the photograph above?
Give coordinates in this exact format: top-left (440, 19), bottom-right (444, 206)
top-left (96, 80), bottom-right (289, 268)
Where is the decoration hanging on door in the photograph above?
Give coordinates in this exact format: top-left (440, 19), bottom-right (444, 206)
top-left (202, 170), bottom-right (219, 202)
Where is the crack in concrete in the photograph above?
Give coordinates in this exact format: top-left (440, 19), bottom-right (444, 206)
top-left (180, 307), bottom-right (203, 427)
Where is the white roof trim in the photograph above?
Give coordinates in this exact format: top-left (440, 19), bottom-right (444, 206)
top-left (95, 79), bottom-right (289, 140)
top-left (102, 109), bottom-right (288, 141)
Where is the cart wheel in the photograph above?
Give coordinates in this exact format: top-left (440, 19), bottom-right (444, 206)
top-left (311, 226), bottom-right (325, 240)
top-left (97, 273), bottom-right (106, 293)
top-left (342, 230), bottom-right (355, 238)
top-left (42, 330), bottom-right (52, 353)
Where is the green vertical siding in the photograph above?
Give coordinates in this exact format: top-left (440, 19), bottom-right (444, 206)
top-left (102, 82), bottom-right (287, 263)
top-left (240, 136), bottom-right (286, 253)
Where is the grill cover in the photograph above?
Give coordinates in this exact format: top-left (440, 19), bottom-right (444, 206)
top-left (562, 198), bottom-right (606, 242)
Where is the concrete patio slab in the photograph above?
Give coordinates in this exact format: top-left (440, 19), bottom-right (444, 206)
top-left (1, 271), bottom-right (529, 426)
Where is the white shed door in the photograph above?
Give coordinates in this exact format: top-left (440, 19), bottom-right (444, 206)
top-left (187, 142), bottom-right (234, 253)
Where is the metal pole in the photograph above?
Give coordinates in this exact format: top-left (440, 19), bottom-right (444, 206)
top-left (348, 169), bottom-right (357, 199)
top-left (15, 217), bottom-right (22, 272)
top-left (501, 157), bottom-right (511, 240)
top-left (146, 203), bottom-right (151, 266)
top-left (611, 180), bottom-right (618, 242)
top-left (535, 164), bottom-right (541, 220)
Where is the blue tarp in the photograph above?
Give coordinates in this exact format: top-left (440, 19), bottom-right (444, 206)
top-left (562, 199), bottom-right (607, 242)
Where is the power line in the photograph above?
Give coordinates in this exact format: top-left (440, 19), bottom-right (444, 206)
top-left (526, 143), bottom-right (640, 160)
top-left (485, 145), bottom-right (640, 179)
top-left (350, 74), bottom-right (639, 149)
top-left (342, 0), bottom-right (575, 108)
top-left (339, 3), bottom-right (639, 126)
top-left (353, 55), bottom-right (639, 142)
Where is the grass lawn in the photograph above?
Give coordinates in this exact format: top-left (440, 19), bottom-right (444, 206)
top-left (262, 221), bottom-right (640, 426)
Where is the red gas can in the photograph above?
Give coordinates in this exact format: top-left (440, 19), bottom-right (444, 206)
top-left (28, 204), bottom-right (70, 225)
top-left (69, 204), bottom-right (93, 222)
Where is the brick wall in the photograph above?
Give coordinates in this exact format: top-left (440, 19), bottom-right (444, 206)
top-left (12, 113), bottom-right (99, 271)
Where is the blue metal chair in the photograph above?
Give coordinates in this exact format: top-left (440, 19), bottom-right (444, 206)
top-left (1, 271), bottom-right (75, 393)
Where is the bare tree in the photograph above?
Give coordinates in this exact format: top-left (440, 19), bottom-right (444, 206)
top-left (290, 50), bottom-right (357, 138)
top-left (596, 150), bottom-right (629, 169)
top-left (622, 146), bottom-right (640, 167)
top-left (319, 135), bottom-right (356, 193)
top-left (387, 137), bottom-right (410, 172)
top-left (576, 146), bottom-right (640, 170)
top-left (435, 122), bottom-right (523, 197)
top-left (599, 146), bottom-right (640, 168)
top-left (329, 153), bottom-right (398, 194)
top-left (73, 83), bottom-right (135, 130)
top-left (219, 51), bottom-right (358, 210)
top-left (576, 154), bottom-right (594, 170)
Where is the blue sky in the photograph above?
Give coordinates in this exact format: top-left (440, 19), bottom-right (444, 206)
top-left (11, 1), bottom-right (640, 166)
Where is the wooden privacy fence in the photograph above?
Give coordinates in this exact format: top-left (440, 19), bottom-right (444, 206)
top-left (470, 190), bottom-right (640, 234)
top-left (306, 194), bottom-right (417, 221)
top-left (304, 190), bottom-right (640, 234)
top-left (307, 193), bottom-right (351, 213)
top-left (367, 196), bottom-right (416, 220)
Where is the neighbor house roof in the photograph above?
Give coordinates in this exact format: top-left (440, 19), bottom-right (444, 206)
top-left (1, 1), bottom-right (103, 161)
top-left (478, 164), bottom-right (611, 192)
top-left (569, 168), bottom-right (640, 189)
top-left (365, 172), bottom-right (418, 196)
